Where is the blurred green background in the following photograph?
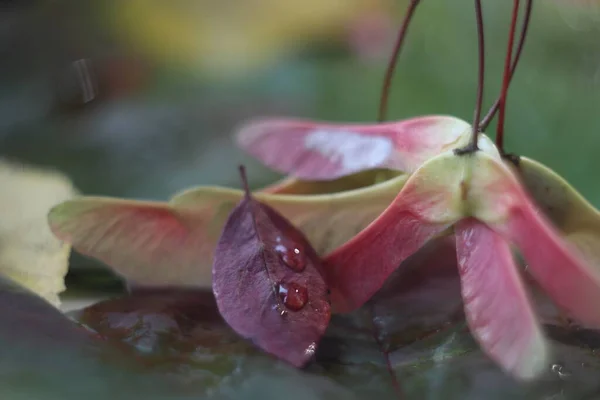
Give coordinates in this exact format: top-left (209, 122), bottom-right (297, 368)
top-left (1, 0), bottom-right (599, 207)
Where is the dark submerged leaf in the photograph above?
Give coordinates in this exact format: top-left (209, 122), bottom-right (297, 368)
top-left (70, 242), bottom-right (600, 399)
top-left (0, 275), bottom-right (209, 400)
top-left (211, 167), bottom-right (331, 367)
top-left (72, 288), bottom-right (356, 400)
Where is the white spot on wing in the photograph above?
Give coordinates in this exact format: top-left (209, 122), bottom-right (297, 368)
top-left (304, 130), bottom-right (392, 171)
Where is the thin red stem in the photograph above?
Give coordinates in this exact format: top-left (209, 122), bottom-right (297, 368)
top-left (495, 0), bottom-right (521, 153)
top-left (479, 0), bottom-right (533, 132)
top-left (470, 0), bottom-right (485, 150)
top-left (377, 0), bottom-right (421, 122)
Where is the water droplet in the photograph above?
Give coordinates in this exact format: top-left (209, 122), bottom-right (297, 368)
top-left (277, 282), bottom-right (308, 311)
top-left (275, 243), bottom-right (306, 272)
top-left (551, 364), bottom-right (571, 379)
top-left (272, 303), bottom-right (288, 317)
top-left (304, 342), bottom-right (317, 357)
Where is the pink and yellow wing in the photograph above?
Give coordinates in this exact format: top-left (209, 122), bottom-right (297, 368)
top-left (48, 194), bottom-right (232, 288)
top-left (455, 218), bottom-right (548, 380)
top-left (496, 194), bottom-right (600, 329)
top-left (322, 153), bottom-right (468, 312)
top-left (235, 116), bottom-right (470, 180)
top-left (477, 155), bottom-right (600, 329)
top-left (48, 173), bottom-right (407, 289)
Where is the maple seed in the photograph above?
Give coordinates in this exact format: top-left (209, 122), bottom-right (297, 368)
top-left (278, 282), bottom-right (309, 311)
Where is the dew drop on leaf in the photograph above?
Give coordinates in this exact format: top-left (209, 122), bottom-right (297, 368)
top-left (211, 166), bottom-right (331, 367)
top-left (275, 237), bottom-right (306, 272)
top-left (278, 282), bottom-right (308, 311)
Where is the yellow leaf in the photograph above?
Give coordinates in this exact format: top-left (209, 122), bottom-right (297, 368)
top-left (0, 160), bottom-right (79, 307)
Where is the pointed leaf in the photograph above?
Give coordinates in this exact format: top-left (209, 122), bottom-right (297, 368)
top-left (471, 155), bottom-right (600, 329)
top-left (455, 218), bottom-right (548, 380)
top-left (212, 170), bottom-right (330, 367)
top-left (236, 116), bottom-right (470, 180)
top-left (324, 152), bottom-right (467, 312)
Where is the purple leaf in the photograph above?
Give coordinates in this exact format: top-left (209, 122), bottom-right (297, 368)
top-left (212, 167), bottom-right (331, 367)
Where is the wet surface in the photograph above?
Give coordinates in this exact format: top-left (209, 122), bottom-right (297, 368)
top-left (5, 251), bottom-right (595, 400)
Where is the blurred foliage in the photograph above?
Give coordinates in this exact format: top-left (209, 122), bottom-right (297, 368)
top-left (106, 0), bottom-right (398, 79)
top-left (0, 0), bottom-right (599, 267)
